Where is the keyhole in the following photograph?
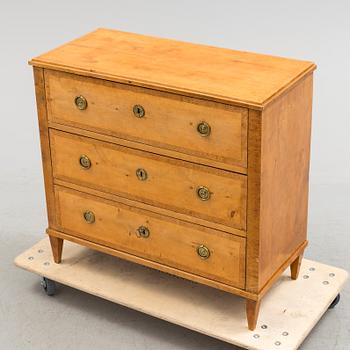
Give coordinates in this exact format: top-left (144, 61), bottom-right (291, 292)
top-left (136, 168), bottom-right (148, 181)
top-left (133, 104), bottom-right (145, 118)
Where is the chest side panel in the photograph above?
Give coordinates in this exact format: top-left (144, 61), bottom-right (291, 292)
top-left (258, 74), bottom-right (313, 290)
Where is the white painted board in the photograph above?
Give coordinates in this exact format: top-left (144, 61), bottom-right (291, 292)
top-left (15, 238), bottom-right (348, 350)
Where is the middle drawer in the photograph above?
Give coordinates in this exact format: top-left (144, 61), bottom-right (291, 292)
top-left (50, 129), bottom-right (247, 230)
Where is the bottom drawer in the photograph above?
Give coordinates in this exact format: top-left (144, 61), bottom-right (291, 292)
top-left (55, 186), bottom-right (246, 288)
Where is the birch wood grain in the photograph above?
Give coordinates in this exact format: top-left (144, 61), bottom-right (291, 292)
top-left (45, 69), bottom-right (247, 169)
top-left (30, 28), bottom-right (316, 109)
top-left (50, 129), bottom-right (247, 230)
top-left (55, 185), bottom-right (246, 288)
top-left (30, 29), bottom-right (316, 330)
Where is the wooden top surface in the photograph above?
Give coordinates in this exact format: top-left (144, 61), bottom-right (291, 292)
top-left (30, 28), bottom-right (316, 109)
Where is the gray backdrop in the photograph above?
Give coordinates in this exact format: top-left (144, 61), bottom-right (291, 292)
top-left (0, 1), bottom-right (349, 349)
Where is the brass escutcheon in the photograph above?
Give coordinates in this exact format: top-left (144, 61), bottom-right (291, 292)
top-left (79, 155), bottom-right (91, 169)
top-left (137, 225), bottom-right (150, 238)
top-left (197, 186), bottom-right (211, 201)
top-left (197, 121), bottom-right (211, 136)
top-left (136, 168), bottom-right (148, 181)
top-left (83, 211), bottom-right (95, 224)
top-left (197, 245), bottom-right (210, 259)
top-left (133, 104), bottom-right (145, 118)
top-left (74, 95), bottom-right (88, 110)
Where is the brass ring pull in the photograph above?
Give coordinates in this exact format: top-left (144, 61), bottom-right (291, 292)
top-left (136, 225), bottom-right (150, 238)
top-left (136, 168), bottom-right (148, 181)
top-left (75, 95), bottom-right (88, 110)
top-left (197, 121), bottom-right (211, 137)
top-left (133, 104), bottom-right (145, 118)
top-left (83, 211), bottom-right (95, 224)
top-left (197, 245), bottom-right (210, 259)
top-left (79, 155), bottom-right (91, 169)
top-left (197, 186), bottom-right (211, 201)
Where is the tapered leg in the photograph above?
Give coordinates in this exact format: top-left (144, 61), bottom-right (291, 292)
top-left (49, 235), bottom-right (64, 263)
top-left (246, 299), bottom-right (261, 331)
top-left (290, 254), bottom-right (303, 280)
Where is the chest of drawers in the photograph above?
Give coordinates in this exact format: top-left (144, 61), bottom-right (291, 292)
top-left (30, 28), bottom-right (316, 330)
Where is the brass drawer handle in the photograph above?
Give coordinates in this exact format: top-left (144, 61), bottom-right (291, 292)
top-left (75, 95), bottom-right (88, 110)
top-left (79, 155), bottom-right (91, 169)
top-left (197, 186), bottom-right (211, 201)
top-left (133, 104), bottom-right (145, 118)
top-left (136, 168), bottom-right (148, 181)
top-left (83, 210), bottom-right (95, 224)
top-left (197, 121), bottom-right (211, 137)
top-left (136, 225), bottom-right (150, 238)
top-left (197, 245), bottom-right (210, 259)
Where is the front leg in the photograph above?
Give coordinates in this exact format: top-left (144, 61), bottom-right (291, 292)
top-left (49, 235), bottom-right (64, 263)
top-left (246, 299), bottom-right (261, 331)
top-left (290, 254), bottom-right (303, 280)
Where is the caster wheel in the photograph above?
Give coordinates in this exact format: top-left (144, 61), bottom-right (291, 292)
top-left (328, 294), bottom-right (340, 309)
top-left (41, 277), bottom-right (56, 296)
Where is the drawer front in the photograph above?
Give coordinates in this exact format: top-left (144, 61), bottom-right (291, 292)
top-left (56, 186), bottom-right (246, 288)
top-left (45, 70), bottom-right (247, 169)
top-left (50, 130), bottom-right (246, 230)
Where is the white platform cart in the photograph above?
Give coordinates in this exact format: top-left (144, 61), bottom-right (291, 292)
top-left (15, 238), bottom-right (348, 350)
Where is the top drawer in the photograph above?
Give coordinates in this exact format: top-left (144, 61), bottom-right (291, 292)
top-left (44, 70), bottom-right (247, 170)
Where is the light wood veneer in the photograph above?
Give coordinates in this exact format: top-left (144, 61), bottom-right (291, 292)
top-left (50, 129), bottom-right (247, 230)
top-left (45, 69), bottom-right (248, 170)
top-left (30, 28), bottom-right (316, 330)
top-left (55, 186), bottom-right (246, 288)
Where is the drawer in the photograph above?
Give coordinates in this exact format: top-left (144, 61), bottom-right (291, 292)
top-left (50, 130), bottom-right (247, 230)
top-left (45, 70), bottom-right (247, 169)
top-left (55, 186), bottom-right (246, 288)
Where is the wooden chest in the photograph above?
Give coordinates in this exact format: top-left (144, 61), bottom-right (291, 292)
top-left (30, 28), bottom-right (316, 330)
